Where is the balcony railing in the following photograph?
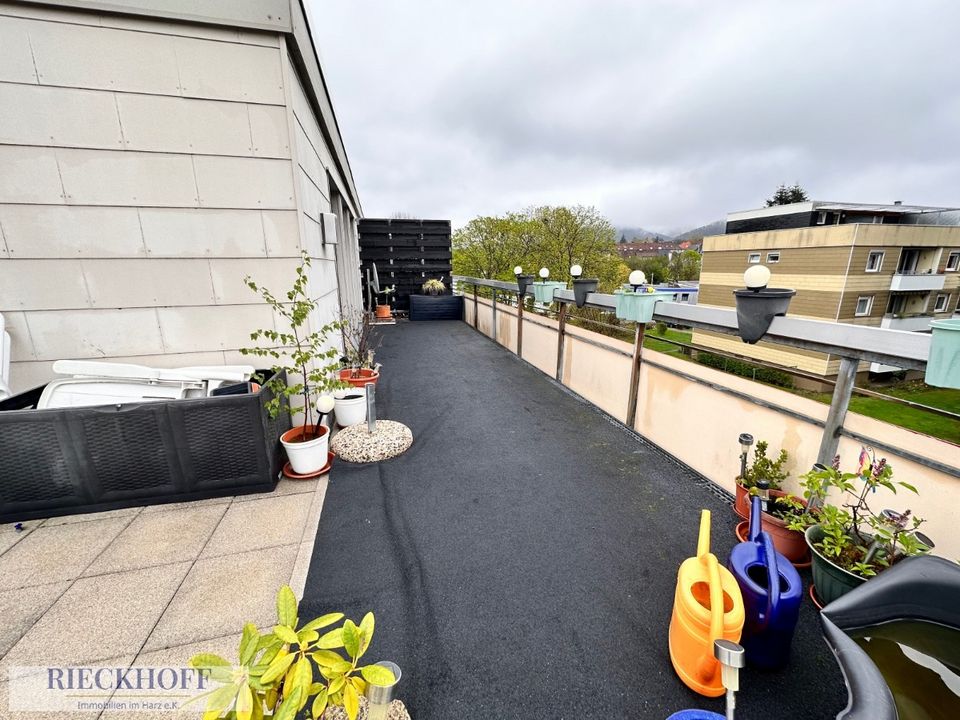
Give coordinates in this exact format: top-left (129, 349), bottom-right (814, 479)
top-left (454, 274), bottom-right (959, 559)
top-left (881, 312), bottom-right (935, 332)
top-left (890, 272), bottom-right (946, 292)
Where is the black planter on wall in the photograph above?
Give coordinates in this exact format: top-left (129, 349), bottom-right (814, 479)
top-left (409, 294), bottom-right (464, 321)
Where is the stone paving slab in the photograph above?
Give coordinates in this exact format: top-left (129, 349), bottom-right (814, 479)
top-left (199, 493), bottom-right (311, 559)
top-left (0, 582), bottom-right (70, 658)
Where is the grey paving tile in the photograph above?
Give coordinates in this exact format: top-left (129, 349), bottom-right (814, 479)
top-left (140, 497), bottom-right (232, 514)
top-left (232, 476), bottom-right (319, 502)
top-left (0, 581), bottom-right (70, 660)
top-left (200, 494), bottom-right (310, 559)
top-left (0, 516), bottom-right (132, 589)
top-left (145, 544), bottom-right (297, 651)
top-left (0, 562), bottom-right (190, 671)
top-left (0, 522), bottom-right (38, 557)
top-left (40, 506), bottom-right (142, 527)
top-left (83, 504), bottom-right (227, 576)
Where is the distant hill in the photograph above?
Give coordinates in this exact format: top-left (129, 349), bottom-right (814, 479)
top-left (616, 227), bottom-right (677, 243)
top-left (675, 220), bottom-right (725, 241)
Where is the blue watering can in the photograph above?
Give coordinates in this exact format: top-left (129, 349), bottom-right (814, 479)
top-left (727, 495), bottom-right (802, 669)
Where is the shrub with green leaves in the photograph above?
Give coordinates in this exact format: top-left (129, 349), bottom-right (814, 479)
top-left (739, 440), bottom-right (789, 490)
top-left (189, 585), bottom-right (395, 720)
top-left (240, 252), bottom-right (347, 436)
top-left (783, 450), bottom-right (930, 578)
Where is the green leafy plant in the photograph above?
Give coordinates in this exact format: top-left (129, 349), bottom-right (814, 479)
top-left (654, 320), bottom-right (668, 336)
top-left (189, 586), bottom-right (395, 720)
top-left (783, 449), bottom-right (930, 578)
top-left (739, 440), bottom-right (789, 490)
top-left (422, 278), bottom-right (446, 295)
top-left (376, 285), bottom-right (395, 307)
top-left (240, 252), bottom-right (346, 439)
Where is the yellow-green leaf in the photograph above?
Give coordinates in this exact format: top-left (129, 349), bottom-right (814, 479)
top-left (297, 629), bottom-right (319, 646)
top-left (343, 681), bottom-right (359, 720)
top-left (360, 664), bottom-right (396, 686)
top-left (351, 676), bottom-right (366, 695)
top-left (276, 585), bottom-right (298, 628)
top-left (311, 688), bottom-right (329, 720)
top-left (273, 687), bottom-right (302, 720)
top-left (327, 674), bottom-right (346, 694)
top-left (291, 657), bottom-right (313, 710)
top-left (341, 620), bottom-right (360, 659)
top-left (358, 612), bottom-right (375, 657)
top-left (190, 653), bottom-right (231, 669)
top-left (236, 683), bottom-right (253, 720)
top-left (311, 650), bottom-right (345, 668)
top-left (273, 625), bottom-right (299, 645)
top-left (239, 623), bottom-right (259, 665)
top-left (317, 627), bottom-right (344, 649)
top-left (260, 650), bottom-right (295, 685)
top-left (301, 612), bottom-right (344, 633)
top-left (204, 683), bottom-right (238, 715)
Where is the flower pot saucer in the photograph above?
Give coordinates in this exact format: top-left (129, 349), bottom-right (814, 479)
top-left (808, 583), bottom-right (826, 611)
top-left (283, 451), bottom-right (334, 480)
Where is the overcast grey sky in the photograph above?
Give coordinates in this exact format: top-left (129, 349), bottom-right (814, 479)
top-left (308, 0), bottom-right (960, 233)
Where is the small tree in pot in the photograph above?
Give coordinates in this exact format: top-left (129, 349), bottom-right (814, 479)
top-left (339, 310), bottom-right (382, 388)
top-left (241, 252), bottom-right (346, 475)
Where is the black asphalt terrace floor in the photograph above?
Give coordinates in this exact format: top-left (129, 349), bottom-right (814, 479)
top-left (300, 320), bottom-right (847, 720)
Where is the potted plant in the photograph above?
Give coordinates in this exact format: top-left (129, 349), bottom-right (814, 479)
top-left (340, 311), bottom-right (382, 388)
top-left (422, 278), bottom-right (445, 296)
top-left (375, 285), bottom-right (395, 320)
top-left (783, 450), bottom-right (931, 606)
top-left (569, 264), bottom-right (598, 308)
top-left (241, 253), bottom-right (345, 475)
top-left (614, 270), bottom-right (661, 322)
top-left (333, 386), bottom-right (367, 428)
top-left (531, 267), bottom-right (566, 304)
top-left (925, 317), bottom-right (960, 388)
top-left (409, 278), bottom-right (464, 320)
top-left (733, 440), bottom-right (788, 518)
top-left (189, 585), bottom-right (404, 720)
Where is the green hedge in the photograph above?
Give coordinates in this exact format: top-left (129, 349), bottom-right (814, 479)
top-left (695, 351), bottom-right (794, 389)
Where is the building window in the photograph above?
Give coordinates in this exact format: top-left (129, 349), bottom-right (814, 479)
top-left (855, 296), bottom-right (874, 317)
top-left (766, 251), bottom-right (780, 263)
top-left (816, 211), bottom-right (827, 225)
top-left (680, 293), bottom-right (690, 302)
top-left (747, 252), bottom-right (761, 264)
top-left (865, 250), bottom-right (884, 272)
top-left (946, 251), bottom-right (960, 271)
top-left (935, 294), bottom-right (950, 312)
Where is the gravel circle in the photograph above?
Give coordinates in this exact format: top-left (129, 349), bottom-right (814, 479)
top-left (322, 697), bottom-right (411, 720)
top-left (330, 420), bottom-right (413, 463)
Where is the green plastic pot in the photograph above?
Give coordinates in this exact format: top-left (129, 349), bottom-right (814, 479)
top-left (925, 318), bottom-right (960, 388)
top-left (614, 290), bottom-right (661, 323)
top-left (805, 525), bottom-right (866, 606)
top-left (531, 281), bottom-right (565, 304)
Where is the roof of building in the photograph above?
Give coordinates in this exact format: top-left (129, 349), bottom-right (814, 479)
top-left (728, 200), bottom-right (959, 222)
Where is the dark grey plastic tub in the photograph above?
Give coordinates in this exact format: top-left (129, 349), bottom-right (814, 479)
top-left (0, 370), bottom-right (289, 523)
top-left (409, 294), bottom-right (464, 320)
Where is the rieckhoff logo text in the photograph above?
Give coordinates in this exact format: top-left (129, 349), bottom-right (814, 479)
top-left (8, 665), bottom-right (210, 714)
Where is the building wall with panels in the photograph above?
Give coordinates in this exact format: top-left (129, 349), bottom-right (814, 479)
top-left (0, 2), bottom-right (359, 392)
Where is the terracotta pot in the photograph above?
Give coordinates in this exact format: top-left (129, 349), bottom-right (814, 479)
top-left (375, 304), bottom-right (392, 319)
top-left (733, 480), bottom-right (750, 519)
top-left (338, 368), bottom-right (380, 388)
top-left (735, 489), bottom-right (810, 564)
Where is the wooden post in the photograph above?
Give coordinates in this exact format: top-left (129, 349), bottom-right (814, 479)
top-left (555, 302), bottom-right (568, 383)
top-left (491, 289), bottom-right (498, 343)
top-left (473, 284), bottom-right (478, 328)
top-left (516, 292), bottom-right (524, 358)
top-left (817, 356), bottom-right (859, 465)
top-left (626, 322), bottom-right (647, 428)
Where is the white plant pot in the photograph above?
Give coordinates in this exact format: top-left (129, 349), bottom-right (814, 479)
top-left (334, 390), bottom-right (367, 427)
top-left (280, 425), bottom-right (329, 475)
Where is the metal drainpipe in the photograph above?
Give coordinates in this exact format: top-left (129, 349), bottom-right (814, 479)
top-left (365, 382), bottom-right (376, 433)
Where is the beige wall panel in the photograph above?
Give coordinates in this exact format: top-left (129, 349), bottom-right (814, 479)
top-left (294, 123), bottom-right (326, 188)
top-left (115, 94), bottom-right (253, 155)
top-left (494, 306), bottom-right (518, 353)
top-left (156, 304), bottom-right (274, 353)
top-left (305, 258), bottom-right (340, 308)
top-left (290, 84), bottom-right (335, 171)
top-left (173, 36), bottom-right (283, 104)
top-left (520, 318), bottom-right (559, 376)
top-left (100, 14), bottom-right (241, 44)
top-left (194, 156), bottom-right (294, 209)
top-left (2, 310), bottom-right (35, 360)
top-left (0, 205), bottom-right (145, 258)
top-left (856, 224), bottom-right (960, 248)
top-left (301, 215), bottom-right (338, 261)
top-left (30, 20), bottom-right (181, 94)
top-left (0, 17), bottom-right (39, 83)
top-left (57, 148), bottom-right (198, 206)
top-left (697, 284), bottom-right (841, 319)
top-left (704, 225), bottom-right (858, 252)
top-left (0, 1), bottom-right (108, 25)
top-left (563, 330), bottom-right (631, 422)
top-left (28, 307), bottom-right (164, 359)
top-left (248, 104), bottom-right (290, 158)
top-left (262, 210), bottom-right (301, 257)
top-left (209, 257), bottom-right (297, 305)
top-left (702, 246), bottom-right (854, 276)
top-left (838, 289), bottom-right (890, 321)
top-left (0, 145), bottom-right (63, 203)
top-left (235, 29), bottom-right (279, 48)
top-left (0, 83), bottom-right (123, 148)
top-left (82, 258), bottom-right (216, 307)
top-left (296, 173), bottom-right (326, 224)
top-left (139, 208), bottom-right (266, 258)
top-left (0, 258), bottom-right (90, 310)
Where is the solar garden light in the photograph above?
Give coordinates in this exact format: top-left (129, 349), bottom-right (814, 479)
top-left (365, 381), bottom-right (376, 434)
top-left (738, 433), bottom-right (753, 480)
top-left (364, 661), bottom-right (402, 720)
top-left (316, 394), bottom-right (335, 429)
top-left (539, 267), bottom-right (550, 280)
top-left (628, 269), bottom-right (647, 291)
top-left (514, 265), bottom-right (533, 298)
top-left (570, 264), bottom-right (598, 308)
top-left (715, 639), bottom-right (746, 720)
top-left (733, 265), bottom-right (796, 344)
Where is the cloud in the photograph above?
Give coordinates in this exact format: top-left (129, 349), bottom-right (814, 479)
top-left (308, 0), bottom-right (960, 232)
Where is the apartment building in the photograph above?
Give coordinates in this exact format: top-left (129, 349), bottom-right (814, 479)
top-left (0, 0), bottom-right (363, 393)
top-left (694, 201), bottom-right (960, 384)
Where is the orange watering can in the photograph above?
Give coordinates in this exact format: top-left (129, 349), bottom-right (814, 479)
top-left (669, 509), bottom-right (745, 697)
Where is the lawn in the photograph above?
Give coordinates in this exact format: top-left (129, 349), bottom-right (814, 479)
top-left (643, 327), bottom-right (692, 356)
